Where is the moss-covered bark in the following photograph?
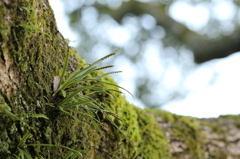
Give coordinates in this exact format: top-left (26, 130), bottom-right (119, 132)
top-left (147, 110), bottom-right (240, 159)
top-left (0, 0), bottom-right (240, 158)
top-left (0, 0), bottom-right (71, 157)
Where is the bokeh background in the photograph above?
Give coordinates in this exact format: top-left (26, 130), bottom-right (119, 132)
top-left (49, 0), bottom-right (240, 118)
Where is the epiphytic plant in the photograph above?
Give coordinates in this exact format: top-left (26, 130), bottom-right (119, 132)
top-left (51, 48), bottom-right (132, 133)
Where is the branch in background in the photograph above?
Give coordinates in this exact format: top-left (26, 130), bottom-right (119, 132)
top-left (90, 1), bottom-right (240, 63)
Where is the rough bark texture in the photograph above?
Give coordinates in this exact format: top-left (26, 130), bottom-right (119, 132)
top-left (0, 0), bottom-right (239, 158)
top-left (147, 110), bottom-right (240, 159)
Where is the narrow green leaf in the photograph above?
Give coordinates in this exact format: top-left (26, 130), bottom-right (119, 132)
top-left (18, 148), bottom-right (24, 159)
top-left (59, 52), bottom-right (70, 89)
top-left (46, 103), bottom-right (55, 107)
top-left (53, 52), bottom-right (69, 96)
top-left (25, 144), bottom-right (83, 157)
top-left (0, 104), bottom-right (20, 121)
top-left (63, 65), bottom-right (95, 85)
top-left (63, 101), bottom-right (91, 109)
top-left (65, 48), bottom-right (122, 84)
top-left (68, 108), bottom-right (95, 118)
top-left (59, 108), bottom-right (92, 124)
top-left (70, 66), bottom-right (96, 80)
top-left (58, 85), bottom-right (96, 107)
top-left (18, 133), bottom-right (32, 146)
top-left (70, 152), bottom-right (81, 159)
top-left (87, 71), bottom-right (122, 80)
top-left (63, 150), bottom-right (74, 159)
top-left (91, 48), bottom-right (122, 66)
top-left (100, 81), bottom-right (134, 97)
top-left (25, 114), bottom-right (49, 119)
top-left (13, 154), bottom-right (21, 159)
top-left (18, 148), bottom-right (33, 159)
top-left (60, 90), bottom-right (67, 97)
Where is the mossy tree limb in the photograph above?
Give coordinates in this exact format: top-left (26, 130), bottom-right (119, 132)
top-left (0, 0), bottom-right (169, 158)
top-left (0, 0), bottom-right (240, 159)
top-left (147, 110), bottom-right (240, 159)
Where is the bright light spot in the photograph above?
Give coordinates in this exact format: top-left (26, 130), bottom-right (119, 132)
top-left (107, 27), bottom-right (130, 46)
top-left (221, 22), bottom-right (234, 36)
top-left (122, 16), bottom-right (141, 39)
top-left (213, 1), bottom-right (235, 20)
top-left (163, 66), bottom-right (181, 87)
top-left (143, 40), bottom-right (163, 78)
top-left (151, 26), bottom-right (166, 39)
top-left (140, 14), bottom-right (156, 30)
top-left (81, 7), bottom-right (98, 30)
top-left (125, 41), bottom-right (139, 57)
top-left (169, 1), bottom-right (209, 31)
top-left (107, 0), bottom-right (122, 9)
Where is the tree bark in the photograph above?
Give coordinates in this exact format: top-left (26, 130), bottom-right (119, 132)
top-left (147, 110), bottom-right (240, 159)
top-left (0, 0), bottom-right (239, 158)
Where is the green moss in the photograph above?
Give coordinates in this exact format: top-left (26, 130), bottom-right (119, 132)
top-left (146, 109), bottom-right (206, 159)
top-left (0, 0), bottom-right (173, 155)
top-left (0, 0), bottom-right (211, 158)
top-left (0, 0), bottom-right (73, 157)
top-left (134, 108), bottom-right (171, 158)
top-left (219, 114), bottom-right (240, 128)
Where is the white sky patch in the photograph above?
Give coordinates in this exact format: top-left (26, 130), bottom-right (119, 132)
top-left (164, 81), bottom-right (240, 118)
top-left (184, 65), bottom-right (214, 91)
top-left (213, 53), bottom-right (240, 85)
top-left (169, 1), bottom-right (209, 31)
top-left (164, 52), bottom-right (240, 118)
top-left (163, 66), bottom-right (181, 88)
top-left (164, 87), bottom-right (240, 118)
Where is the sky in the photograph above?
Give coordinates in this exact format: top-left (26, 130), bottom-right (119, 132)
top-left (49, 0), bottom-right (240, 118)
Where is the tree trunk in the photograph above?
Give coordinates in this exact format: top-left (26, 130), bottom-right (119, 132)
top-left (0, 0), bottom-right (239, 158)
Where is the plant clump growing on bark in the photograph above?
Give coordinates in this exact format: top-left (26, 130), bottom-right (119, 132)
top-left (49, 48), bottom-right (131, 138)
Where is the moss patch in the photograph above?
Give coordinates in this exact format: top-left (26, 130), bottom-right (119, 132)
top-left (4, 0), bottom-right (238, 158)
top-left (146, 109), bottom-right (206, 159)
